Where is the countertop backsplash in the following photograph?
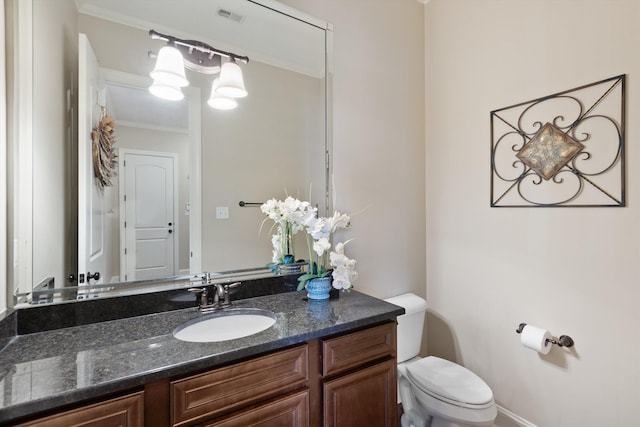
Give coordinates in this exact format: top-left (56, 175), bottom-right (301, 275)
top-left (9, 273), bottom-right (301, 335)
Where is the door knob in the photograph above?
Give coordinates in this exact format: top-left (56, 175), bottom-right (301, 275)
top-left (87, 271), bottom-right (101, 282)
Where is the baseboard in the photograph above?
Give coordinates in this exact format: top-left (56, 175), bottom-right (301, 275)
top-left (495, 404), bottom-right (537, 427)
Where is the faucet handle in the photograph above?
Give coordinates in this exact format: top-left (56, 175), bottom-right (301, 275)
top-left (225, 282), bottom-right (241, 290)
top-left (220, 282), bottom-right (241, 307)
top-left (188, 287), bottom-right (208, 308)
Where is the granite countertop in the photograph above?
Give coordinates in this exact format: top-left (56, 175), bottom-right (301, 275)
top-left (0, 290), bottom-right (403, 424)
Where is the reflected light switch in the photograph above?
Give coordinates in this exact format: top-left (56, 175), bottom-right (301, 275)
top-left (216, 206), bottom-right (229, 219)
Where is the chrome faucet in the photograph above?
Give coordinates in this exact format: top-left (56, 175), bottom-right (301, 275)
top-left (213, 284), bottom-right (225, 307)
top-left (188, 282), bottom-right (241, 312)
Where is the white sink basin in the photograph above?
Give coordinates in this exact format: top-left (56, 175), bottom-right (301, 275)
top-left (173, 309), bottom-right (276, 342)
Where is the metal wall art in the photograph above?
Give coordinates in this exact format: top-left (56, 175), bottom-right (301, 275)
top-left (490, 74), bottom-right (625, 207)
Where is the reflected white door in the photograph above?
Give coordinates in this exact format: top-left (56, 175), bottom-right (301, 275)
top-left (78, 34), bottom-right (105, 286)
top-left (121, 151), bottom-right (177, 281)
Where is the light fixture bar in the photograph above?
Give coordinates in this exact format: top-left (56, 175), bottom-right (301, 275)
top-left (149, 29), bottom-right (249, 75)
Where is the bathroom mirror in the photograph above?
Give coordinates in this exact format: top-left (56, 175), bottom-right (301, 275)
top-left (9, 0), bottom-right (332, 304)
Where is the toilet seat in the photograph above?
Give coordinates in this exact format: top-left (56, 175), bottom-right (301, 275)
top-left (405, 356), bottom-right (494, 409)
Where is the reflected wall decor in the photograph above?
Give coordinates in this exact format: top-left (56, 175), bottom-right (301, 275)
top-left (490, 74), bottom-right (625, 207)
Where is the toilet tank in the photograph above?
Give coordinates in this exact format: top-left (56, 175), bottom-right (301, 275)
top-left (384, 293), bottom-right (427, 363)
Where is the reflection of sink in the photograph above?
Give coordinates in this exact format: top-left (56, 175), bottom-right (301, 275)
top-left (173, 309), bottom-right (276, 342)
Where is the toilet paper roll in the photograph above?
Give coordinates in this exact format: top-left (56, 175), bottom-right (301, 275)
top-left (520, 325), bottom-right (552, 354)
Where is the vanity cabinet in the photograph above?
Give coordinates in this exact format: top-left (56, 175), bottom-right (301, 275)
top-left (164, 321), bottom-right (397, 427)
top-left (8, 321), bottom-right (397, 427)
top-left (14, 391), bottom-right (144, 427)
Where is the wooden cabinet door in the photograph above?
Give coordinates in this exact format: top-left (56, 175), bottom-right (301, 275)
top-left (323, 359), bottom-right (397, 427)
top-left (15, 392), bottom-right (143, 427)
top-left (199, 390), bottom-right (309, 427)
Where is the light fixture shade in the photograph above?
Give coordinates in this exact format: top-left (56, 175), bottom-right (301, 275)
top-left (149, 80), bottom-right (184, 101)
top-left (207, 78), bottom-right (237, 110)
top-left (150, 45), bottom-right (189, 88)
top-left (216, 60), bottom-right (247, 98)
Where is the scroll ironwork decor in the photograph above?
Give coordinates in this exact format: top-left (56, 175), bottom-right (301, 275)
top-left (490, 74), bottom-right (625, 207)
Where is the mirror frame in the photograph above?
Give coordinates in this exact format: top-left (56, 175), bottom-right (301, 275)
top-left (7, 0), bottom-right (334, 307)
top-left (0, 0), bottom-right (7, 312)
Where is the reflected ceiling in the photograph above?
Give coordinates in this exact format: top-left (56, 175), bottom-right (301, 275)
top-left (105, 82), bottom-right (189, 131)
top-left (77, 0), bottom-right (325, 78)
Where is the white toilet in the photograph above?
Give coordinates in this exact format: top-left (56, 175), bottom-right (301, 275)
top-left (385, 293), bottom-right (497, 427)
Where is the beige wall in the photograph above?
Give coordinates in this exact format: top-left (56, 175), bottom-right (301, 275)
top-left (32, 0), bottom-right (77, 289)
top-left (279, 0), bottom-right (427, 300)
top-left (425, 0), bottom-right (640, 425)
top-left (198, 60), bottom-right (325, 272)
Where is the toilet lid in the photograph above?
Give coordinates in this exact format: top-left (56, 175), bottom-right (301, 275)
top-left (406, 357), bottom-right (493, 407)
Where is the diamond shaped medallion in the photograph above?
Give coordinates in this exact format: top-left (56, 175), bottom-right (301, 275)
top-left (516, 122), bottom-right (585, 180)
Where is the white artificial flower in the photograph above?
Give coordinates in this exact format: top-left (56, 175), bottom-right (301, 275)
top-left (289, 203), bottom-right (315, 233)
top-left (313, 237), bottom-right (331, 257)
top-left (299, 208), bottom-right (318, 230)
top-left (260, 198), bottom-right (278, 215)
top-left (262, 197), bottom-right (357, 290)
top-left (328, 211), bottom-right (350, 233)
top-left (329, 241), bottom-right (357, 289)
top-left (307, 217), bottom-right (331, 241)
top-left (271, 233), bottom-right (282, 263)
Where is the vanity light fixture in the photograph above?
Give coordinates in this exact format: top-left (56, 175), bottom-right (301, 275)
top-left (148, 29), bottom-right (249, 109)
top-left (217, 58), bottom-right (248, 98)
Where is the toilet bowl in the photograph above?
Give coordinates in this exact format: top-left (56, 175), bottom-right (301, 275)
top-left (385, 293), bottom-right (497, 427)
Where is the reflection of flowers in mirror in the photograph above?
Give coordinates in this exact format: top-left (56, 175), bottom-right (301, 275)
top-left (260, 197), bottom-right (358, 291)
top-left (260, 197), bottom-right (316, 265)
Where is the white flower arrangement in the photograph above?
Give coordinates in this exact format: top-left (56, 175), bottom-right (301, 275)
top-left (260, 197), bottom-right (357, 291)
top-left (260, 197), bottom-right (316, 264)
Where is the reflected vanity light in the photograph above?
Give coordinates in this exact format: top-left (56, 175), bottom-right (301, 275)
top-left (208, 78), bottom-right (238, 110)
top-left (148, 29), bottom-right (249, 109)
top-left (149, 80), bottom-right (185, 101)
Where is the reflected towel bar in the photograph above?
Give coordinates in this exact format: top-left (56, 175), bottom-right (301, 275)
top-left (239, 201), bottom-right (263, 207)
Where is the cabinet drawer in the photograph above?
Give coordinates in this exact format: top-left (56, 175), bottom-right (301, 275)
top-left (322, 322), bottom-right (395, 377)
top-left (171, 345), bottom-right (308, 426)
top-left (15, 391), bottom-right (144, 427)
top-left (198, 390), bottom-right (309, 427)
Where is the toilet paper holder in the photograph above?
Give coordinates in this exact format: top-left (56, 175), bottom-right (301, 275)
top-left (516, 323), bottom-right (574, 348)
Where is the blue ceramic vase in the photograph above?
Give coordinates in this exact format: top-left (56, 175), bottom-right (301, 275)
top-left (305, 277), bottom-right (332, 301)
